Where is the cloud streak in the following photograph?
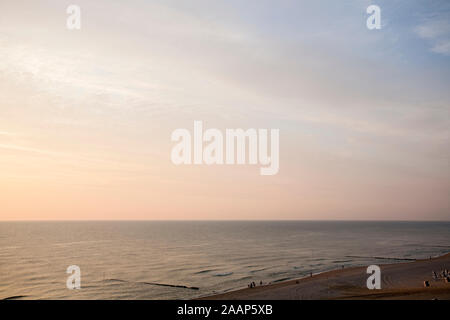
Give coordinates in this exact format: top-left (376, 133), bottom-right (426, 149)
top-left (415, 14), bottom-right (450, 55)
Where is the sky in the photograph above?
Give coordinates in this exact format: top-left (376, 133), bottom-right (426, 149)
top-left (0, 0), bottom-right (449, 220)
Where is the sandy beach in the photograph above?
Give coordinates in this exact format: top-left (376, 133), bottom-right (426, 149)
top-left (201, 253), bottom-right (450, 300)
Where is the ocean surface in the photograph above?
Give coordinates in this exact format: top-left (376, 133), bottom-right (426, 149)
top-left (0, 221), bottom-right (449, 300)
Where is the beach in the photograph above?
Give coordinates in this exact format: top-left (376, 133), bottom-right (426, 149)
top-left (201, 253), bottom-right (450, 300)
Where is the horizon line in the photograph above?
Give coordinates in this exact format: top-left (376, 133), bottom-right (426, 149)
top-left (1, 219), bottom-right (449, 222)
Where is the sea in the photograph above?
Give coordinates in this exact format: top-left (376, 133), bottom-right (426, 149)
top-left (0, 221), bottom-right (449, 300)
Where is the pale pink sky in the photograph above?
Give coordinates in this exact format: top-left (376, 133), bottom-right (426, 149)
top-left (0, 0), bottom-right (449, 220)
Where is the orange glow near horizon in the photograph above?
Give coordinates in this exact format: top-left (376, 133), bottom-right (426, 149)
top-left (1, 1), bottom-right (449, 221)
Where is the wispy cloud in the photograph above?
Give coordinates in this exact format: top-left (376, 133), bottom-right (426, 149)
top-left (0, 143), bottom-right (67, 157)
top-left (415, 15), bottom-right (450, 56)
top-left (431, 40), bottom-right (450, 55)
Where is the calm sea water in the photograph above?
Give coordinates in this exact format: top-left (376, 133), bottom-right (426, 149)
top-left (0, 221), bottom-right (449, 300)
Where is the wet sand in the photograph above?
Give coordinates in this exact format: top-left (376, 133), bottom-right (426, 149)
top-left (201, 253), bottom-right (450, 300)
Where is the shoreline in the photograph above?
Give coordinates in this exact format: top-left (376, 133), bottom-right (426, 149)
top-left (199, 253), bottom-right (450, 300)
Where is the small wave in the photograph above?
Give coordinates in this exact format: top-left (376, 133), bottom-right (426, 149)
top-left (52, 240), bottom-right (113, 247)
top-left (3, 295), bottom-right (28, 300)
top-left (194, 269), bottom-right (216, 275)
top-left (214, 272), bottom-right (233, 277)
top-left (104, 278), bottom-right (127, 283)
top-left (269, 271), bottom-right (288, 277)
top-left (250, 268), bottom-right (269, 274)
top-left (103, 278), bottom-right (199, 290)
top-left (142, 282), bottom-right (199, 290)
top-left (0, 246), bottom-right (21, 251)
top-left (345, 255), bottom-right (416, 261)
top-left (272, 277), bottom-right (292, 283)
top-left (309, 263), bottom-right (324, 267)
